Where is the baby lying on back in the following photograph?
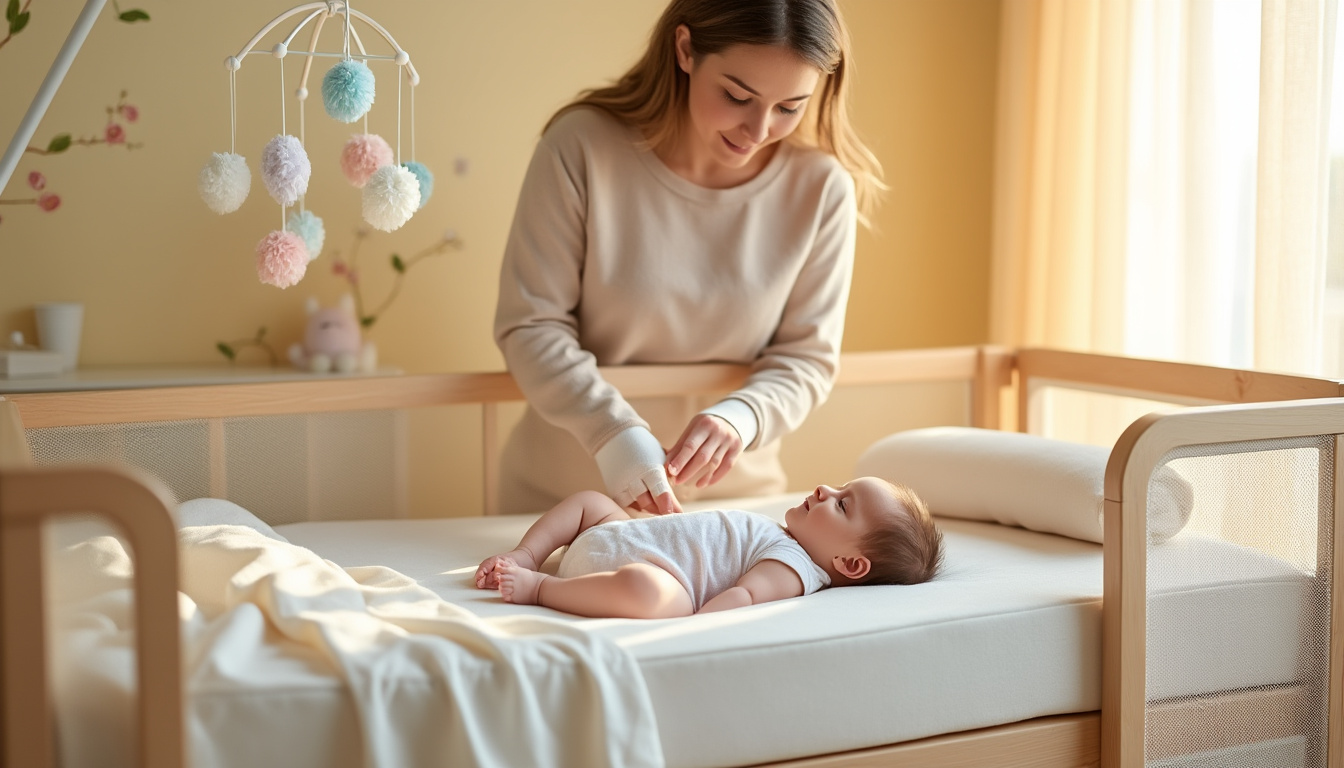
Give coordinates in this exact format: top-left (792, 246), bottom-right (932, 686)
top-left (475, 477), bottom-right (943, 618)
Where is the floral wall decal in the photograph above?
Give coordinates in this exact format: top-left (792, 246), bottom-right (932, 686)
top-left (0, 1), bottom-right (148, 225)
top-left (0, 169), bottom-right (61, 212)
top-left (0, 0), bottom-right (148, 52)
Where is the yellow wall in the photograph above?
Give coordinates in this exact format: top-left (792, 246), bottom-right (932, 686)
top-left (845, 0), bottom-right (999, 350)
top-left (0, 0), bottom-right (999, 515)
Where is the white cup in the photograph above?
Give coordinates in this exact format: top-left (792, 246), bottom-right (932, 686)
top-left (34, 302), bottom-right (84, 372)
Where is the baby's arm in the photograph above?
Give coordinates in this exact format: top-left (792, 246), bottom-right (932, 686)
top-left (696, 559), bottom-right (805, 614)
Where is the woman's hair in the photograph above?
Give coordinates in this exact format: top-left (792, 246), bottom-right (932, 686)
top-left (546, 0), bottom-right (885, 226)
top-left (858, 480), bottom-right (943, 586)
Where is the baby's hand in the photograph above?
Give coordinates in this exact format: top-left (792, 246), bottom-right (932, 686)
top-left (475, 555), bottom-right (516, 590)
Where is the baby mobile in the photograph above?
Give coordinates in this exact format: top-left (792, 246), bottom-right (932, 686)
top-left (196, 1), bottom-right (433, 289)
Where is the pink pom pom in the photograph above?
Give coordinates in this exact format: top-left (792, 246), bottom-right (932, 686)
top-left (256, 230), bottom-right (309, 288)
top-left (340, 134), bottom-right (393, 188)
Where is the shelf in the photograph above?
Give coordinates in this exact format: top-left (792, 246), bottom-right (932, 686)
top-left (0, 365), bottom-right (402, 394)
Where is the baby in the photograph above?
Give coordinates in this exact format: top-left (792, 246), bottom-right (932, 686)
top-left (474, 477), bottom-right (943, 618)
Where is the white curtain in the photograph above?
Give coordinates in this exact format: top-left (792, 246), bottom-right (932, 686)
top-left (991, 0), bottom-right (1337, 561)
top-left (992, 0), bottom-right (1338, 381)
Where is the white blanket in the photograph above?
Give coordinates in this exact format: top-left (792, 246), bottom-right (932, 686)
top-left (48, 504), bottom-right (663, 768)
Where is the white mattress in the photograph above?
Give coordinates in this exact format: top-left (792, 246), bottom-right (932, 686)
top-left (258, 494), bottom-right (1311, 768)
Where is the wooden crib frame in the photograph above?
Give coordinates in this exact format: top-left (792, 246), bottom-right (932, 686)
top-left (2, 345), bottom-right (1342, 768)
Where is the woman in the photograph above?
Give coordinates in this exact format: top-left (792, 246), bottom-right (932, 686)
top-left (494, 0), bottom-right (883, 515)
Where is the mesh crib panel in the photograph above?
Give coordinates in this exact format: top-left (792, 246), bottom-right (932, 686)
top-left (1144, 438), bottom-right (1334, 768)
top-left (25, 410), bottom-right (405, 525)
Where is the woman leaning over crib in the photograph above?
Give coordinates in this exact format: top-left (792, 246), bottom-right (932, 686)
top-left (493, 0), bottom-right (883, 515)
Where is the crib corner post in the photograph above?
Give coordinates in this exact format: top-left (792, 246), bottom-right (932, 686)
top-left (1, 465), bottom-right (184, 768)
top-left (0, 478), bottom-right (51, 768)
top-left (0, 399), bottom-right (34, 468)
top-left (482, 402), bottom-right (499, 516)
top-left (972, 346), bottom-right (1015, 431)
top-left (1330, 434), bottom-right (1343, 767)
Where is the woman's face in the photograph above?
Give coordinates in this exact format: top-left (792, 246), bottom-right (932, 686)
top-left (674, 26), bottom-right (821, 179)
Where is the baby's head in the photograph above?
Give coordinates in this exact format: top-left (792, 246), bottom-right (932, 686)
top-left (784, 476), bottom-right (943, 587)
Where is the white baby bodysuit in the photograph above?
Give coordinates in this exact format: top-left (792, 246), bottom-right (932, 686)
top-left (555, 508), bottom-right (831, 611)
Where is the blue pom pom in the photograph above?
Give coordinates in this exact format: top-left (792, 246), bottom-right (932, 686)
top-left (402, 161), bottom-right (434, 209)
top-left (286, 209), bottom-right (326, 260)
top-left (322, 59), bottom-right (376, 123)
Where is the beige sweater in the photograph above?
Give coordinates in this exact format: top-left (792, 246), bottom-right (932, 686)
top-left (494, 108), bottom-right (856, 512)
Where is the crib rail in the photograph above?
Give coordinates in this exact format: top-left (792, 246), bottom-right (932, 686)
top-left (1, 346), bottom-right (1013, 516)
top-left (0, 465), bottom-right (183, 768)
top-left (2, 347), bottom-right (1010, 428)
top-left (1102, 397), bottom-right (1344, 768)
top-left (1016, 348), bottom-right (1344, 424)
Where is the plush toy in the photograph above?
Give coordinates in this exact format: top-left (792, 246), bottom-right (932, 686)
top-left (287, 295), bottom-right (377, 374)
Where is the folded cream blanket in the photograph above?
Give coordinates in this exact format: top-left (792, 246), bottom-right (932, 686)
top-left (48, 506), bottom-right (662, 768)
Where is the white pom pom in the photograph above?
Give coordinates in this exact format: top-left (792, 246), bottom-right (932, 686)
top-left (261, 135), bottom-right (311, 207)
top-left (361, 164), bottom-right (421, 232)
top-left (198, 152), bottom-right (251, 214)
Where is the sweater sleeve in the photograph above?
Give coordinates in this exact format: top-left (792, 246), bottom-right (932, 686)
top-left (724, 165), bottom-right (857, 448)
top-left (493, 118), bottom-right (647, 455)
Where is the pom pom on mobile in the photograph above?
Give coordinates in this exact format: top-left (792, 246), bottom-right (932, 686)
top-left (198, 2), bottom-right (430, 288)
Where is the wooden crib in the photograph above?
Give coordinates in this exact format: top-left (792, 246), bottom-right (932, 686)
top-left (2, 346), bottom-right (1342, 768)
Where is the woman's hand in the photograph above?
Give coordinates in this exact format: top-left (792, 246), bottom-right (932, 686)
top-left (596, 427), bottom-right (684, 515)
top-left (665, 414), bottom-right (743, 489)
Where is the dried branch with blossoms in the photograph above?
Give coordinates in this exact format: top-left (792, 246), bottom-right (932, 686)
top-left (331, 227), bottom-right (464, 329)
top-left (0, 1), bottom-right (148, 224)
top-left (215, 326), bottom-right (279, 367)
top-left (213, 229), bottom-right (463, 364)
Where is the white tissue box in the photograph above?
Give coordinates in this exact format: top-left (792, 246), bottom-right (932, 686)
top-left (0, 349), bottom-right (66, 378)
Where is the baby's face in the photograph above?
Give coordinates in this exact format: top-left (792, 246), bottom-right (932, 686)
top-left (784, 477), bottom-right (900, 567)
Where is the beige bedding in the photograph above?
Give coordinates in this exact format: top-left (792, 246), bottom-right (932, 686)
top-left (47, 506), bottom-right (661, 768)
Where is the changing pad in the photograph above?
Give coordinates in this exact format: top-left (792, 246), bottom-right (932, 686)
top-left (270, 494), bottom-right (1310, 768)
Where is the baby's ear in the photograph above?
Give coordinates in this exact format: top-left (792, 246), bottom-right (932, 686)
top-left (834, 554), bottom-right (871, 581)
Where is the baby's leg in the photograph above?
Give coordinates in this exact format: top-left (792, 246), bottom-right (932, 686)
top-left (475, 490), bottom-right (631, 589)
top-left (499, 561), bottom-right (693, 619)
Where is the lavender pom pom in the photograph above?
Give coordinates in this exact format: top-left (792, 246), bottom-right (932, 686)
top-left (322, 59), bottom-right (376, 123)
top-left (401, 161), bottom-right (434, 209)
top-left (286, 209), bottom-right (326, 261)
top-left (362, 164), bottom-right (421, 232)
top-left (261, 135), bottom-right (311, 207)
top-left (198, 152), bottom-right (251, 214)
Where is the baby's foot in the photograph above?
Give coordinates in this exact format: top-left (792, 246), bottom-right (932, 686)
top-left (498, 562), bottom-right (547, 605)
top-left (474, 548), bottom-right (539, 589)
